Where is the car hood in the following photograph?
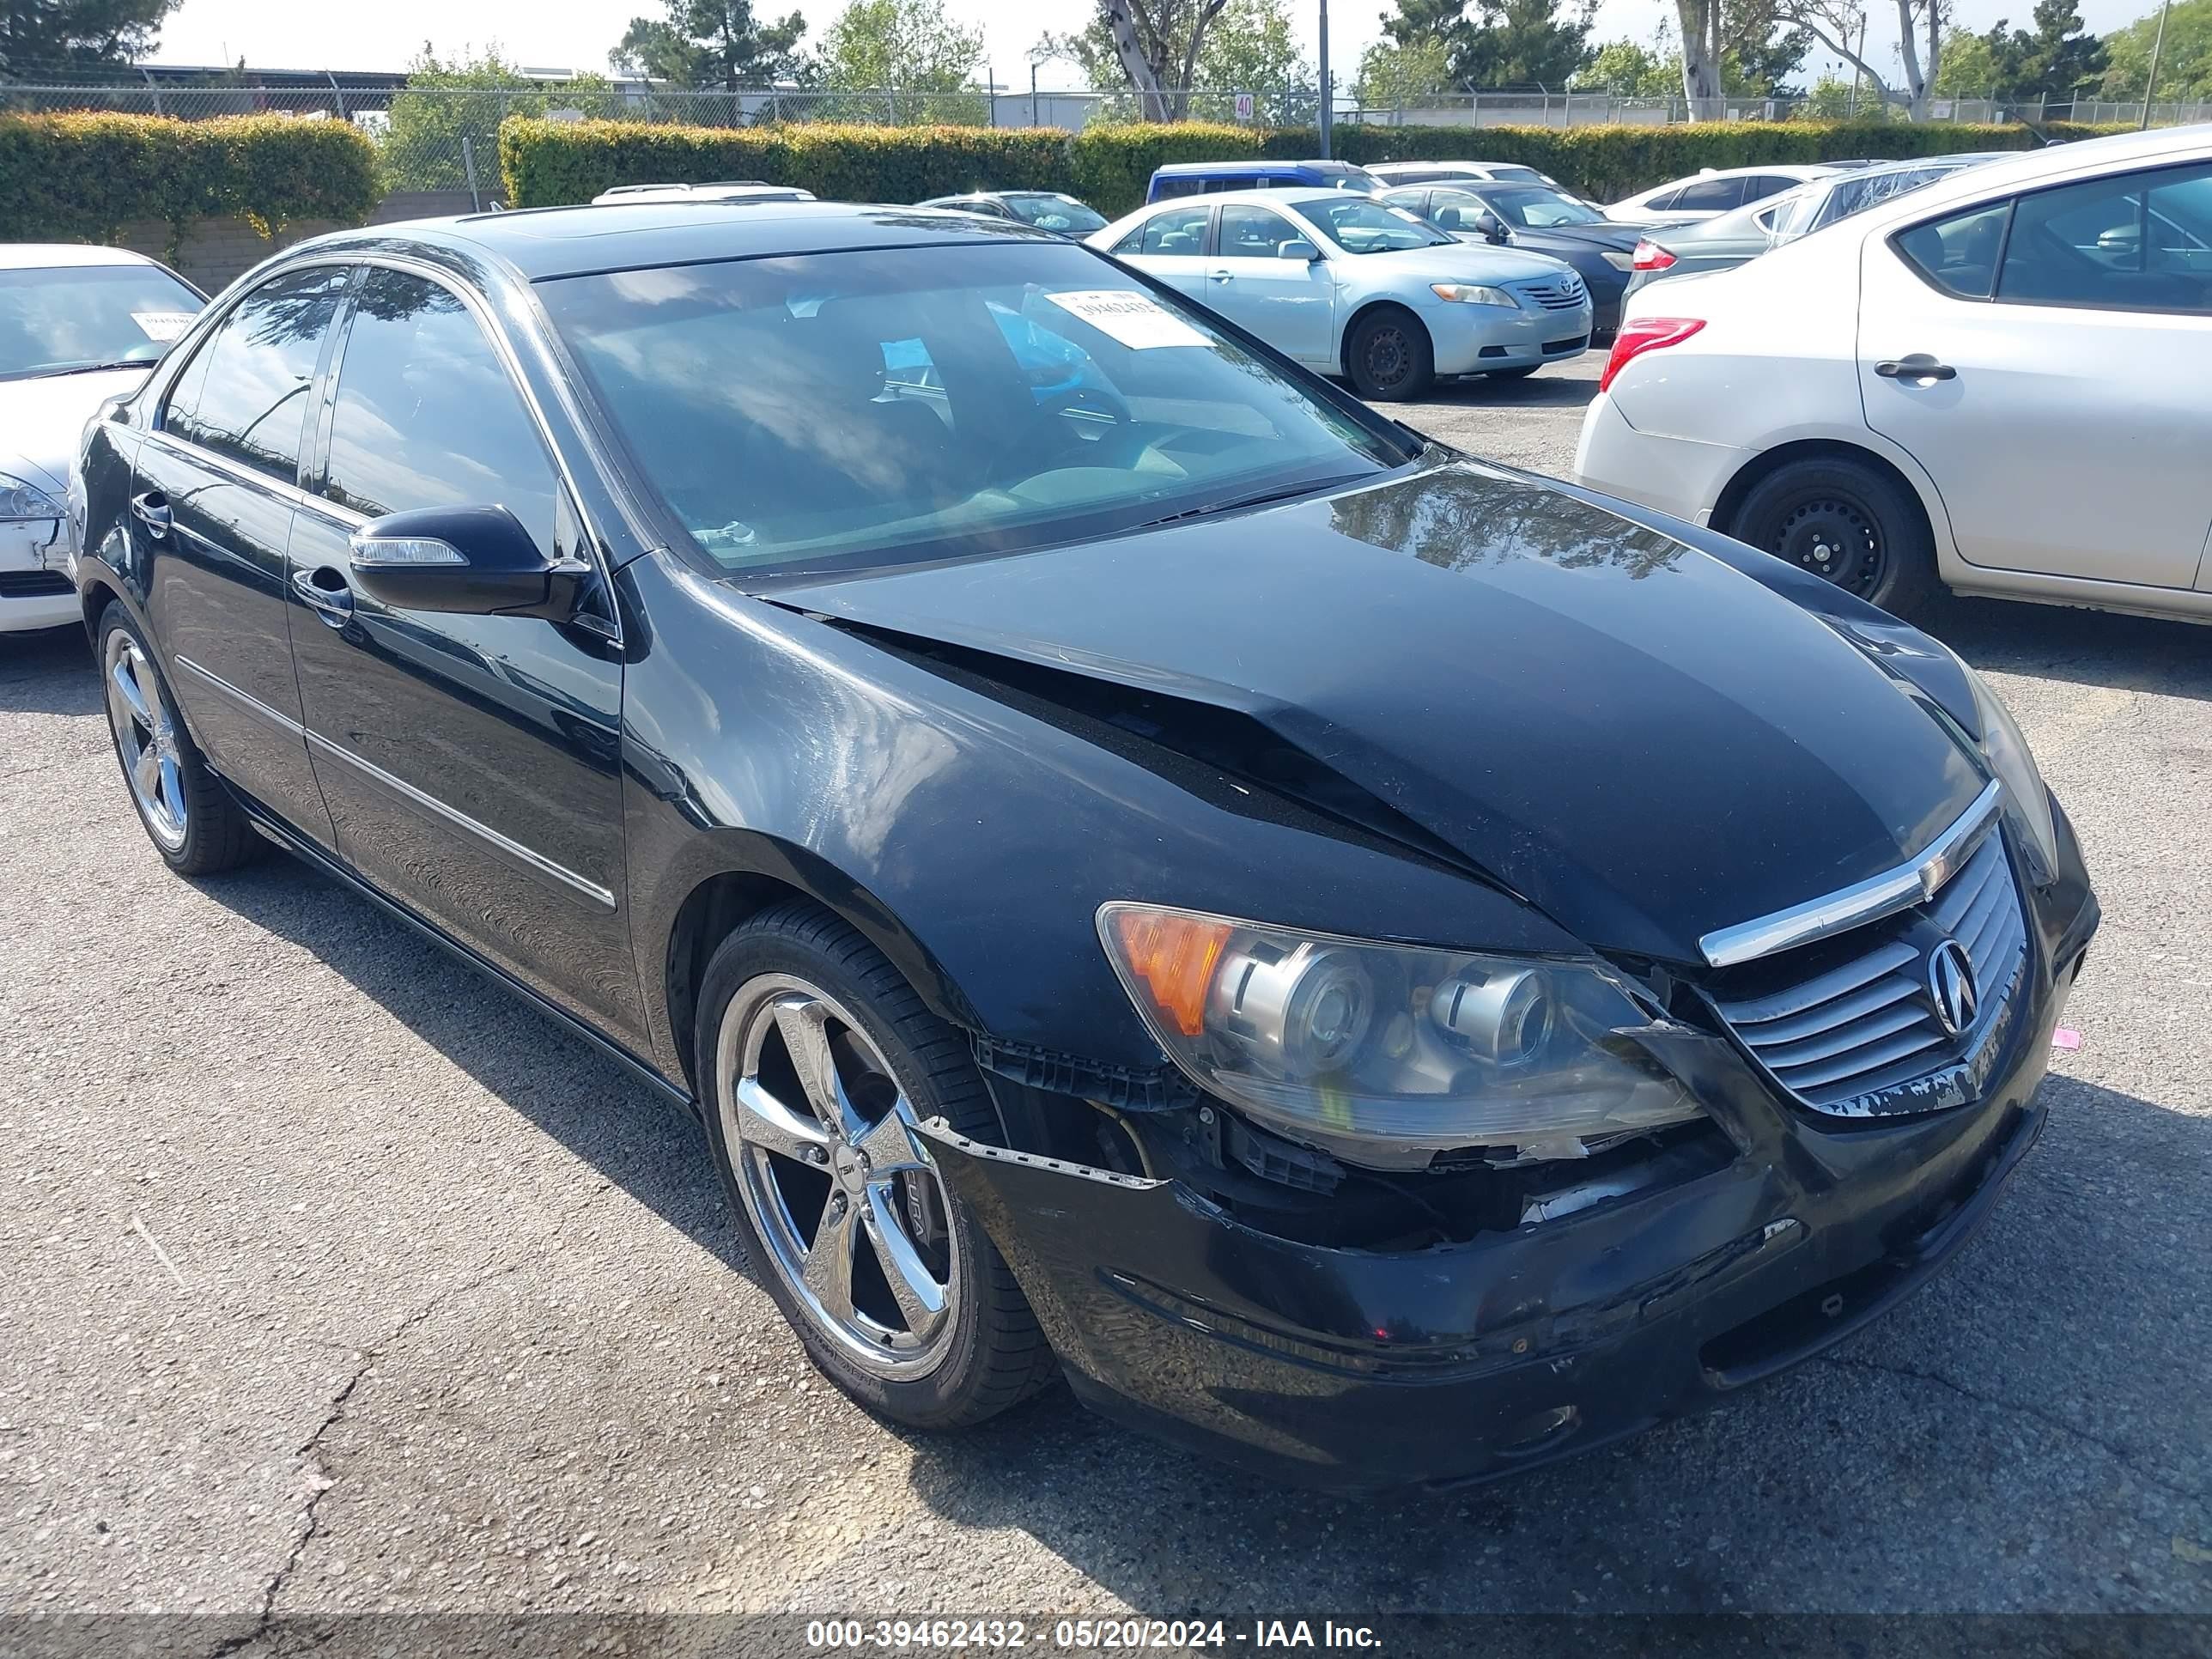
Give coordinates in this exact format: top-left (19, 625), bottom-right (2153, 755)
top-left (766, 460), bottom-right (1985, 965)
top-left (0, 367), bottom-right (151, 489)
top-left (1356, 246), bottom-right (1571, 286)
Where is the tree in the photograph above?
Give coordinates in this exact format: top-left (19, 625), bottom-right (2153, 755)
top-left (1671, 0), bottom-right (1812, 108)
top-left (385, 46), bottom-right (622, 191)
top-left (0, 0), bottom-right (179, 79)
top-left (1036, 0), bottom-right (1233, 118)
top-left (1197, 0), bottom-right (1312, 92)
top-left (611, 0), bottom-right (809, 90)
top-left (813, 0), bottom-right (985, 118)
top-left (1573, 4), bottom-right (1804, 101)
top-left (1356, 34), bottom-right (1455, 105)
top-left (1933, 24), bottom-right (1997, 92)
top-left (2100, 0), bottom-right (2212, 98)
top-left (1571, 37), bottom-right (1680, 94)
top-left (1379, 0), bottom-right (1595, 89)
top-left (1762, 0), bottom-right (1946, 117)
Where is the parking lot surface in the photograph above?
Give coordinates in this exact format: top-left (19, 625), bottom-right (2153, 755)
top-left (3, 355), bottom-right (2209, 1642)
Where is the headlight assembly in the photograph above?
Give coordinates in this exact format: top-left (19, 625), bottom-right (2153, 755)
top-left (1430, 283), bottom-right (1517, 307)
top-left (0, 471), bottom-right (64, 524)
top-left (1098, 902), bottom-right (1704, 1169)
top-left (1950, 655), bottom-right (2059, 884)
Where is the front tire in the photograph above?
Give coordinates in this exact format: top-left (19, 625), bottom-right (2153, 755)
top-left (1345, 307), bottom-right (1435, 401)
top-left (1727, 457), bottom-right (1939, 617)
top-left (97, 605), bottom-right (261, 876)
top-left (696, 902), bottom-right (1056, 1429)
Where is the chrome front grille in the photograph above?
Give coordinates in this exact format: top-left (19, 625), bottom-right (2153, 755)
top-left (1710, 832), bottom-right (2027, 1114)
top-left (1515, 274), bottom-right (1587, 310)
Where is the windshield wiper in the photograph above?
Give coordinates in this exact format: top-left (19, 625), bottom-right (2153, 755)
top-left (1132, 474), bottom-right (1366, 531)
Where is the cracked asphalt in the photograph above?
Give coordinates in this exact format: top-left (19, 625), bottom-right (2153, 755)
top-left (3, 354), bottom-right (2209, 1650)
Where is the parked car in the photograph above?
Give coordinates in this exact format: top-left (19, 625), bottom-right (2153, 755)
top-left (1146, 160), bottom-right (1382, 202)
top-left (912, 191), bottom-right (1108, 236)
top-left (1607, 163), bottom-right (1859, 226)
top-left (1577, 125), bottom-right (2212, 622)
top-left (1369, 159), bottom-right (1601, 211)
top-left (591, 181), bottom-right (816, 205)
top-left (1, 244), bottom-right (202, 635)
top-left (74, 197), bottom-right (2097, 1492)
top-left (1378, 180), bottom-right (1644, 335)
top-left (1092, 189), bottom-right (1593, 398)
top-left (1623, 155), bottom-right (2010, 299)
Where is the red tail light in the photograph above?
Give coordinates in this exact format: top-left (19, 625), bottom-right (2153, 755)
top-left (1600, 317), bottom-right (1705, 393)
top-left (1631, 239), bottom-right (1676, 271)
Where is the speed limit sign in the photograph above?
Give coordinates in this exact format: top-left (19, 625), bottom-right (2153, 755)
top-left (1234, 92), bottom-right (1255, 120)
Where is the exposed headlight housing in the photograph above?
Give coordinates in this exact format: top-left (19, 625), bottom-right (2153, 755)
top-left (0, 471), bottom-right (65, 524)
top-left (1430, 283), bottom-right (1517, 307)
top-left (1098, 903), bottom-right (1704, 1169)
top-left (1954, 658), bottom-right (2060, 884)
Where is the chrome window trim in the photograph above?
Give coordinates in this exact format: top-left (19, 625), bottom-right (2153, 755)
top-left (1698, 778), bottom-right (2004, 969)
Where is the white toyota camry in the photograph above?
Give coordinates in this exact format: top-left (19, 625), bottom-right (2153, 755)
top-left (1575, 125), bottom-right (2212, 623)
top-left (1, 245), bottom-right (204, 635)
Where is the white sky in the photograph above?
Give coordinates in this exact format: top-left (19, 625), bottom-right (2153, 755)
top-left (147, 0), bottom-right (2163, 92)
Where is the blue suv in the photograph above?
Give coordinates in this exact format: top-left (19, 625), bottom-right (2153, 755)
top-left (1146, 160), bottom-right (1382, 203)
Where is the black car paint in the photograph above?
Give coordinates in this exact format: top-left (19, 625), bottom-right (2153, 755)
top-left (73, 203), bottom-right (2097, 1490)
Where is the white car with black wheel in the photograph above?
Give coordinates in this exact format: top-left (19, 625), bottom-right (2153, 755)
top-left (1575, 125), bottom-right (2212, 622)
top-left (0, 245), bottom-right (203, 634)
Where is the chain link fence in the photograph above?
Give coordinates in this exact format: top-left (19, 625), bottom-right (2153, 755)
top-left (7, 81), bottom-right (2209, 201)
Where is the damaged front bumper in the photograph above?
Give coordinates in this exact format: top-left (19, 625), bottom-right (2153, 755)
top-left (925, 902), bottom-right (2096, 1492)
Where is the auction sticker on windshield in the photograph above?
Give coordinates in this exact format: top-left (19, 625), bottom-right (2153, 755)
top-left (1043, 290), bottom-right (1208, 350)
top-left (131, 312), bottom-right (196, 343)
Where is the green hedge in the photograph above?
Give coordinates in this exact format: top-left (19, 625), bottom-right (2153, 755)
top-left (499, 118), bottom-right (1079, 213)
top-left (501, 114), bottom-right (2136, 218)
top-left (0, 112), bottom-right (383, 251)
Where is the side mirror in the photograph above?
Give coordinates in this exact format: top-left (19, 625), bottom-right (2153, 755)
top-left (348, 504), bottom-right (580, 618)
top-left (1472, 210), bottom-right (1508, 243)
top-left (1279, 237), bottom-right (1321, 262)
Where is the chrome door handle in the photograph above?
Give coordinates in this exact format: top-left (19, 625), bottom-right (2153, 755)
top-left (1875, 355), bottom-right (1957, 382)
top-left (1208, 270), bottom-right (1232, 283)
top-left (131, 492), bottom-right (171, 538)
top-left (291, 567), bottom-right (354, 627)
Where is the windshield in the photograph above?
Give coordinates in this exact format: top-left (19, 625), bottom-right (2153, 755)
top-left (1313, 164), bottom-right (1384, 191)
top-left (538, 241), bottom-right (1405, 579)
top-left (0, 264), bottom-right (202, 382)
top-left (1295, 197), bottom-right (1455, 254)
top-left (1002, 193), bottom-right (1108, 233)
top-left (1478, 185), bottom-right (1605, 229)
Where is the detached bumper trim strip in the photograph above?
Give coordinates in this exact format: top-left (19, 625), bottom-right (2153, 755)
top-left (1698, 778), bottom-right (2003, 968)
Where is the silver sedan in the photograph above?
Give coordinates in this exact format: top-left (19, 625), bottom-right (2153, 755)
top-left (1090, 189), bottom-right (1595, 400)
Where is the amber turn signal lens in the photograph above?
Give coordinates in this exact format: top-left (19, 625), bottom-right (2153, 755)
top-left (1111, 908), bottom-right (1230, 1038)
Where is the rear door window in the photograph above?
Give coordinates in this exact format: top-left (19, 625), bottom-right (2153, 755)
top-left (1895, 202), bottom-right (2013, 299)
top-left (162, 266), bottom-right (349, 485)
top-left (1995, 161), bottom-right (2212, 313)
top-left (1740, 174), bottom-right (1801, 205)
top-left (1674, 177), bottom-right (1749, 212)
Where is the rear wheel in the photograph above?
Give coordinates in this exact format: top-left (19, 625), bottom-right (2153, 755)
top-left (1727, 456), bottom-right (1938, 617)
top-left (1345, 307), bottom-right (1435, 401)
top-left (97, 605), bottom-right (260, 876)
top-left (696, 902), bottom-right (1057, 1428)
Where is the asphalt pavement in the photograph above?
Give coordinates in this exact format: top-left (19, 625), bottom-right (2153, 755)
top-left (3, 353), bottom-right (2208, 1650)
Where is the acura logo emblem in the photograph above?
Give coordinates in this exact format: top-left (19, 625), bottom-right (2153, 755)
top-left (1926, 939), bottom-right (1978, 1039)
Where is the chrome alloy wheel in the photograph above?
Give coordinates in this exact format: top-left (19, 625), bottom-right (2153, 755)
top-left (104, 630), bottom-right (187, 852)
top-left (717, 975), bottom-right (957, 1378)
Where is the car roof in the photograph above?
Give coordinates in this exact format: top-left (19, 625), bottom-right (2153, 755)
top-left (0, 243), bottom-right (169, 271)
top-left (285, 200), bottom-right (1059, 281)
top-left (1152, 160), bottom-right (1358, 176)
top-left (1836, 121), bottom-right (2212, 236)
top-left (1127, 187), bottom-right (1346, 211)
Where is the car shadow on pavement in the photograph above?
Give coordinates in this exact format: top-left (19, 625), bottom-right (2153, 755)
top-left (197, 854), bottom-right (744, 1276)
top-left (0, 625), bottom-right (95, 717)
top-left (1422, 372), bottom-right (1605, 411)
top-left (896, 1072), bottom-right (2212, 1613)
top-left (1935, 597), bottom-right (2212, 706)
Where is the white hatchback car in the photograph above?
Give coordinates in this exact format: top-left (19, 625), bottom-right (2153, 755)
top-left (1, 245), bottom-right (204, 634)
top-left (1576, 125), bottom-right (2212, 622)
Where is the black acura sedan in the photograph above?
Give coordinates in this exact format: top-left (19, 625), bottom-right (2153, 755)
top-left (74, 201), bottom-right (2097, 1491)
